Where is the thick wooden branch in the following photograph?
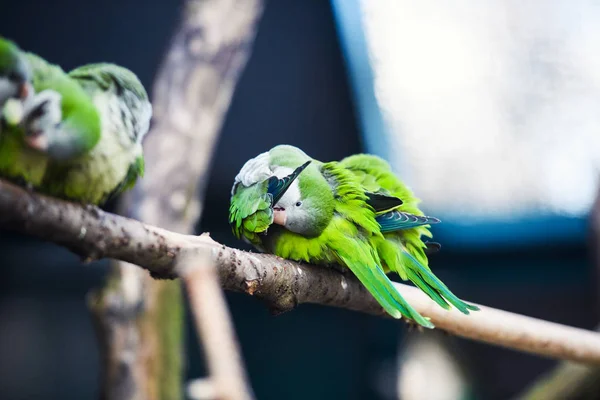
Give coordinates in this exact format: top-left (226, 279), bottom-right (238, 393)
top-left (2, 179), bottom-right (600, 365)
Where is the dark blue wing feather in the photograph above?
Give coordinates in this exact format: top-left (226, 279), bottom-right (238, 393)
top-left (267, 160), bottom-right (311, 205)
top-left (376, 210), bottom-right (440, 232)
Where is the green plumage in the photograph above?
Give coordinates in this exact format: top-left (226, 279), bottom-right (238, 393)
top-left (230, 145), bottom-right (478, 328)
top-left (341, 154), bottom-right (478, 315)
top-left (229, 179), bottom-right (273, 247)
top-left (0, 37), bottom-right (150, 205)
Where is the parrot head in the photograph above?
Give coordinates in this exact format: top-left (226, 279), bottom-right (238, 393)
top-left (230, 145), bottom-right (336, 240)
top-left (266, 145), bottom-right (335, 237)
top-left (0, 37), bottom-right (32, 105)
top-left (19, 89), bottom-right (66, 157)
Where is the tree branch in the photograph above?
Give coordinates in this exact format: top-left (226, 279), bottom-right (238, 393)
top-left (2, 178), bottom-right (600, 365)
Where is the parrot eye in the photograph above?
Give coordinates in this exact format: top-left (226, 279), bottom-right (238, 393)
top-left (295, 201), bottom-right (302, 207)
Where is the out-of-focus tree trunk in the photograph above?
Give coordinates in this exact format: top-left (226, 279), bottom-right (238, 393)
top-left (88, 1), bottom-right (265, 399)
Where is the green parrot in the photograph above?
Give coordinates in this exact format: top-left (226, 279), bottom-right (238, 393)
top-left (0, 36), bottom-right (150, 205)
top-left (230, 145), bottom-right (478, 328)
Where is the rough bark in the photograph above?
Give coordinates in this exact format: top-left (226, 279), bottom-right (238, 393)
top-left (135, 0), bottom-right (265, 232)
top-left (86, 0), bottom-right (265, 398)
top-left (2, 179), bottom-right (600, 366)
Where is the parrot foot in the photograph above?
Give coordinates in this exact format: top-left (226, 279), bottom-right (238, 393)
top-left (21, 89), bottom-right (62, 152)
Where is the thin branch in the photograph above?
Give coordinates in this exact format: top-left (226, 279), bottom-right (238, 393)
top-left (513, 361), bottom-right (600, 400)
top-left (2, 179), bottom-right (600, 365)
top-left (182, 254), bottom-right (254, 400)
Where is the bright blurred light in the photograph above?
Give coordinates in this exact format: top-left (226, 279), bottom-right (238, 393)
top-left (360, 0), bottom-right (600, 220)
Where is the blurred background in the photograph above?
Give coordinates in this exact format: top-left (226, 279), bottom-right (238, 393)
top-left (1, 0), bottom-right (599, 399)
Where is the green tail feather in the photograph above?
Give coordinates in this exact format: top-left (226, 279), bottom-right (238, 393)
top-left (405, 268), bottom-right (450, 310)
top-left (401, 252), bottom-right (479, 314)
top-left (339, 254), bottom-right (434, 328)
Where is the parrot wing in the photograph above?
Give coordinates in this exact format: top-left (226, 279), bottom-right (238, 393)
top-left (229, 152), bottom-right (278, 246)
top-left (229, 180), bottom-right (273, 245)
top-left (104, 155), bottom-right (145, 203)
top-left (320, 161), bottom-right (434, 327)
top-left (337, 154), bottom-right (479, 315)
top-left (365, 192), bottom-right (403, 214)
top-left (376, 210), bottom-right (440, 232)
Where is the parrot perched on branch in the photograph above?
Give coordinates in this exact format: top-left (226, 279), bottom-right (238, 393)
top-left (0, 36), bottom-right (151, 205)
top-left (230, 145), bottom-right (478, 328)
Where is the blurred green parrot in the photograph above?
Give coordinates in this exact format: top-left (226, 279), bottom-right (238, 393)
top-left (230, 144), bottom-right (478, 328)
top-left (0, 36), bottom-right (151, 205)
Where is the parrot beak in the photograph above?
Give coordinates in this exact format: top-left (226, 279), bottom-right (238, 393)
top-left (24, 132), bottom-right (49, 152)
top-left (273, 207), bottom-right (287, 226)
top-left (18, 82), bottom-right (30, 100)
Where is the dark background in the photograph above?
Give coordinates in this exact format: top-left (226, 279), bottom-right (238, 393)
top-left (0, 1), bottom-right (597, 399)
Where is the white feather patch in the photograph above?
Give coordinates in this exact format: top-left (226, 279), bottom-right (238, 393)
top-left (232, 151), bottom-right (272, 194)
